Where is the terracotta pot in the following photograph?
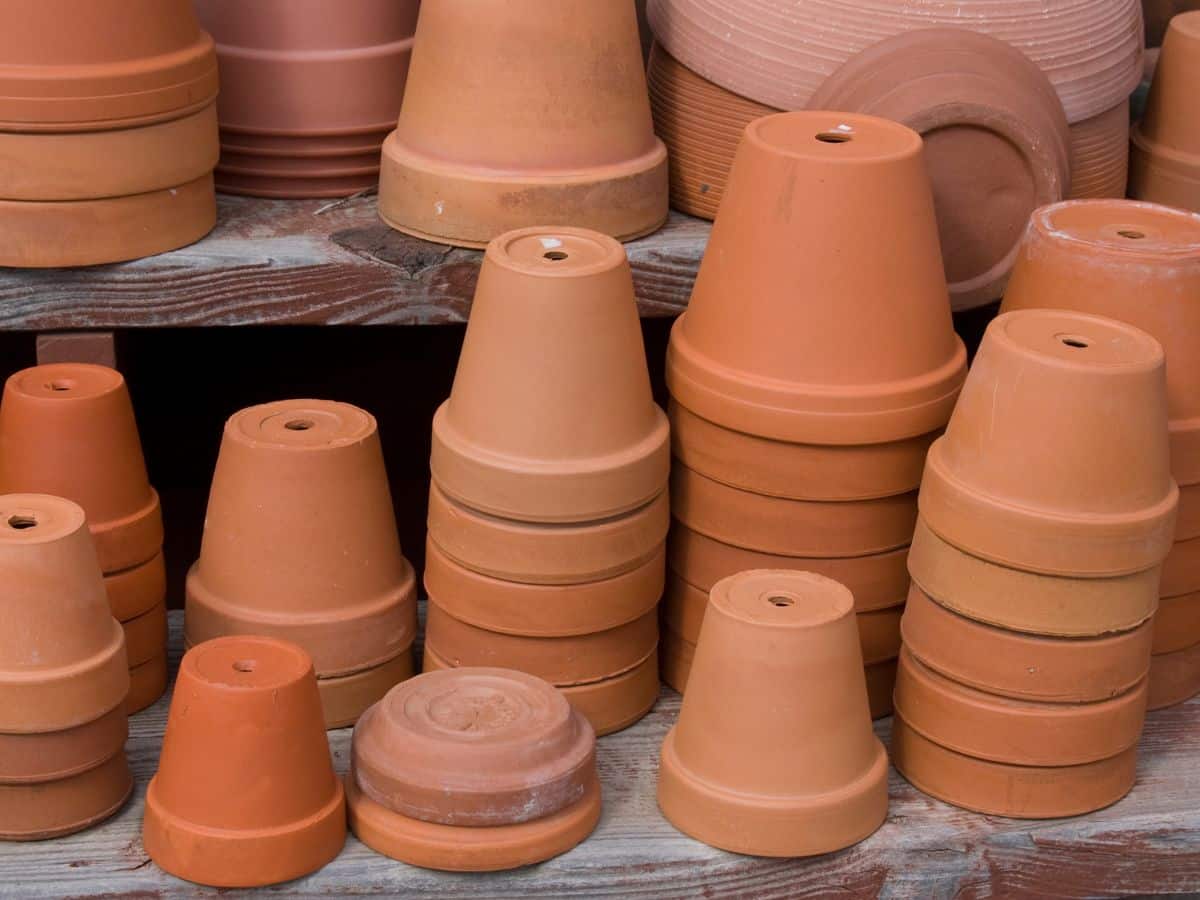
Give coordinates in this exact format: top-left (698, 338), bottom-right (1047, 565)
top-left (1148, 640), bottom-right (1200, 708)
top-left (0, 495), bottom-right (128, 733)
top-left (122, 602), bottom-right (167, 669)
top-left (185, 400), bottom-right (418, 677)
top-left (1179, 484), bottom-right (1200, 540)
top-left (672, 463), bottom-right (917, 558)
top-left (891, 714), bottom-right (1137, 818)
top-left (658, 570), bottom-right (887, 856)
top-left (143, 637), bottom-right (346, 887)
top-left (667, 112), bottom-right (967, 446)
top-left (432, 228), bottom-right (669, 522)
top-left (0, 0), bottom-right (217, 131)
top-left (903, 585), bottom-right (1154, 702)
top-left (318, 646), bottom-right (416, 730)
top-left (1069, 102), bottom-right (1132, 198)
top-left (909, 517), bottom-right (1160, 636)
top-left (1145, 0), bottom-right (1200, 46)
top-left (213, 163), bottom-right (380, 199)
top-left (378, 0), bottom-right (667, 247)
top-left (659, 626), bottom-right (695, 694)
top-left (921, 310), bottom-right (1177, 577)
top-left (1132, 13), bottom-right (1200, 212)
top-left (424, 538), bottom-right (664, 639)
top-left (105, 552), bottom-right (167, 623)
top-left (0, 364), bottom-right (162, 573)
top-left (1154, 591), bottom-right (1200, 653)
top-left (126, 653), bottom-right (168, 716)
top-left (866, 658), bottom-right (899, 720)
top-left (0, 704), bottom-right (126, 784)
top-left (427, 482), bottom-right (668, 586)
top-left (0, 751), bottom-right (133, 842)
top-left (1001, 200), bottom-right (1200, 486)
top-left (1162, 535), bottom-right (1200, 597)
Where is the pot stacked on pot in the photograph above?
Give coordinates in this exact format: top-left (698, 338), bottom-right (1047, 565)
top-left (895, 309), bottom-right (1177, 818)
top-left (0, 365), bottom-right (168, 714)
top-left (422, 226), bottom-right (670, 737)
top-left (661, 110), bottom-right (968, 719)
top-left (1001, 198), bottom-right (1200, 710)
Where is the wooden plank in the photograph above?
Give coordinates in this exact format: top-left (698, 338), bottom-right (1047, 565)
top-left (2, 612), bottom-right (1197, 899)
top-left (0, 197), bottom-right (706, 330)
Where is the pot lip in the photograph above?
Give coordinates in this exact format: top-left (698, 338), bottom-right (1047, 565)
top-left (423, 642), bottom-right (661, 691)
top-left (216, 160), bottom-right (380, 180)
top-left (221, 121), bottom-right (395, 142)
top-left (215, 37), bottom-right (414, 64)
top-left (0, 705), bottom-right (128, 784)
top-left (1030, 199), bottom-right (1200, 257)
top-left (1131, 125), bottom-right (1200, 172)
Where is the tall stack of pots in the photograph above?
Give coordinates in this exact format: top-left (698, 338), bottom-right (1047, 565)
top-left (422, 226), bottom-right (669, 736)
top-left (896, 309), bottom-right (1176, 817)
top-left (662, 111), bottom-right (968, 719)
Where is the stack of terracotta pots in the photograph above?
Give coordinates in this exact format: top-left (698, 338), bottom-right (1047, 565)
top-left (422, 226), bottom-right (669, 736)
top-left (0, 495), bottom-right (133, 841)
top-left (1002, 199), bottom-right (1200, 711)
top-left (347, 668), bottom-right (602, 871)
top-left (193, 0), bottom-right (419, 198)
top-left (662, 110), bottom-right (967, 719)
top-left (1132, 12), bottom-right (1200, 213)
top-left (896, 308), bottom-right (1176, 817)
top-left (0, 364), bottom-right (168, 714)
top-left (185, 400), bottom-right (419, 729)
top-left (0, 0), bottom-right (219, 266)
top-left (377, 0), bottom-right (668, 248)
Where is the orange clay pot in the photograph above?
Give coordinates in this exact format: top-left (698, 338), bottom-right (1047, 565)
top-left (432, 228), bottom-right (669, 523)
top-left (318, 647), bottom-right (416, 730)
top-left (122, 603), bottom-right (167, 668)
top-left (807, 29), bottom-right (1070, 311)
top-left (105, 552), bottom-right (167, 623)
top-left (0, 704), bottom-right (126, 784)
top-left (891, 715), bottom-right (1137, 818)
top-left (667, 112), bottom-right (966, 447)
top-left (352, 668), bottom-right (596, 827)
top-left (658, 570), bottom-right (888, 856)
top-left (0, 364), bottom-right (162, 573)
top-left (1179, 483), bottom-right (1200, 539)
top-left (1154, 591), bottom-right (1200, 653)
top-left (866, 657), bottom-right (899, 720)
top-left (1148, 640), bottom-right (1200, 708)
top-left (1001, 200), bottom-right (1200, 486)
top-left (0, 751), bottom-right (133, 842)
top-left (903, 585), bottom-right (1154, 702)
top-left (426, 482), bottom-right (668, 586)
top-left (126, 653), bottom-right (168, 716)
top-left (423, 538), bottom-right (664, 638)
top-left (909, 517), bottom-right (1160, 636)
top-left (670, 520), bottom-right (909, 612)
top-left (1162, 535), bottom-right (1200, 597)
top-left (378, 0), bottom-right (667, 247)
top-left (1131, 13), bottom-right (1200, 212)
top-left (671, 463), bottom-right (917, 558)
top-left (0, 495), bottom-right (129, 733)
top-left (185, 400), bottom-right (418, 677)
top-left (143, 637), bottom-right (346, 887)
top-left (920, 310), bottom-right (1178, 577)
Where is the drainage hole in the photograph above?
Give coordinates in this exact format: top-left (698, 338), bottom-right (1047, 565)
top-left (233, 660), bottom-right (257, 673)
top-left (543, 251), bottom-right (569, 261)
top-left (816, 132), bottom-right (852, 144)
top-left (285, 419), bottom-right (314, 431)
top-left (1061, 337), bottom-right (1090, 349)
top-left (7, 515), bottom-right (36, 530)
top-left (768, 595), bottom-right (796, 608)
top-left (47, 380), bottom-right (73, 392)
top-left (1117, 230), bottom-right (1146, 240)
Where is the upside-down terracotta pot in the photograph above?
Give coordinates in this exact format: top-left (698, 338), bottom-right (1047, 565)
top-left (1154, 591), bottom-right (1200, 653)
top-left (667, 112), bottom-right (966, 448)
top-left (1162, 535), bottom-right (1200, 597)
top-left (186, 400), bottom-right (418, 683)
top-left (432, 227), bottom-right (669, 522)
top-left (143, 637), bottom-right (346, 887)
top-left (658, 570), bottom-right (887, 856)
top-left (122, 603), bottom-right (167, 669)
top-left (0, 705), bottom-right (126, 785)
top-left (378, 0), bottom-right (667, 247)
top-left (920, 310), bottom-right (1178, 577)
top-left (1132, 13), bottom-right (1200, 211)
top-left (127, 653), bottom-right (168, 717)
top-left (1002, 200), bottom-right (1200, 485)
top-left (105, 552), bottom-right (167, 623)
top-left (1, 751), bottom-right (133, 842)
top-left (1148, 640), bottom-right (1200, 708)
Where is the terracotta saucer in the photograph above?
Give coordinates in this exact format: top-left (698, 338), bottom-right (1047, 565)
top-left (105, 552), bottom-right (167, 622)
top-left (0, 751), bottom-right (133, 841)
top-left (122, 602), bottom-right (167, 668)
top-left (1148, 640), bottom-right (1200, 710)
top-left (0, 705), bottom-right (127, 784)
top-left (1154, 591), bottom-right (1200, 654)
top-left (126, 653), bottom-right (168, 716)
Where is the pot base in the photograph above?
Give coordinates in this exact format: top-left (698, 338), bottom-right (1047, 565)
top-left (126, 653), bottom-right (168, 716)
top-left (0, 751), bottom-right (133, 841)
top-left (1148, 640), bottom-right (1200, 710)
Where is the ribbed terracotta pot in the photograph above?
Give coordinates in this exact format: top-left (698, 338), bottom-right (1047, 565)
top-left (186, 400), bottom-right (418, 683)
top-left (432, 228), bottom-right (669, 523)
top-left (658, 570), bottom-right (887, 856)
top-left (378, 0), bottom-right (667, 247)
top-left (1148, 640), bottom-right (1200, 708)
top-left (0, 751), bottom-right (133, 842)
top-left (920, 310), bottom-right (1178, 577)
top-left (143, 637), bottom-right (346, 887)
top-left (1069, 101), bottom-right (1132, 198)
top-left (317, 649), bottom-right (416, 731)
top-left (667, 112), bottom-right (966, 447)
top-left (1154, 591), bottom-right (1200, 653)
top-left (1002, 200), bottom-right (1200, 486)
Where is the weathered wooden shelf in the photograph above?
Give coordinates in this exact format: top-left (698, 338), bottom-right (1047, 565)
top-left (0, 196), bottom-right (706, 330)
top-left (4, 612), bottom-right (1198, 898)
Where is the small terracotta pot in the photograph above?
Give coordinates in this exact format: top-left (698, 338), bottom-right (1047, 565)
top-left (143, 637), bottom-right (346, 888)
top-left (921, 310), bottom-right (1177, 577)
top-left (424, 538), bottom-right (664, 638)
top-left (378, 0), bottom-right (667, 247)
top-left (909, 517), bottom-right (1160, 636)
top-left (1162, 535), bottom-right (1200, 597)
top-left (1069, 101), bottom-right (1132, 199)
top-left (432, 228), bottom-right (669, 523)
top-left (891, 714), bottom-right (1137, 818)
top-left (667, 112), bottom-right (966, 446)
top-left (318, 646), bottom-right (416, 731)
top-left (1154, 591), bottom-right (1200, 653)
top-left (1001, 200), bottom-right (1200, 486)
top-left (0, 364), bottom-right (162, 573)
top-left (0, 704), bottom-right (126, 784)
top-left (672, 463), bottom-right (917, 558)
top-left (658, 570), bottom-right (888, 856)
top-left (427, 481), bottom-right (668, 585)
top-left (126, 653), bottom-right (168, 716)
top-left (0, 495), bottom-right (129, 733)
top-left (105, 552), bottom-right (167, 623)
top-left (185, 400), bottom-right (418, 677)
top-left (1148, 640), bottom-right (1200, 708)
top-left (903, 585), bottom-right (1154, 702)
top-left (122, 602), bottom-right (167, 669)
top-left (0, 751), bottom-right (133, 842)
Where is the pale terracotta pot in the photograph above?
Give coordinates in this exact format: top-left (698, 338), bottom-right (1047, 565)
top-left (105, 551), bottom-right (167, 623)
top-left (1154, 591), bottom-right (1200, 653)
top-left (378, 0), bottom-right (668, 247)
top-left (0, 751), bottom-right (133, 842)
top-left (432, 228), bottom-right (669, 522)
top-left (126, 653), bottom-right (168, 716)
top-left (0, 705), bottom-right (126, 785)
top-left (143, 637), bottom-right (346, 887)
top-left (1148, 640), bottom-right (1200, 708)
top-left (658, 570), bottom-right (887, 856)
top-left (920, 310), bottom-right (1178, 577)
